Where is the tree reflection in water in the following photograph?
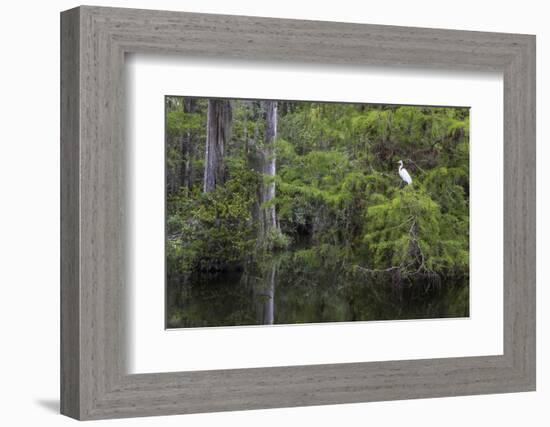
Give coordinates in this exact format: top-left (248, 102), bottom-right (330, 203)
top-left (166, 251), bottom-right (468, 329)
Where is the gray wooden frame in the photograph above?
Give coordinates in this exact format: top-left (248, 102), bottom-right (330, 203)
top-left (61, 5), bottom-right (536, 420)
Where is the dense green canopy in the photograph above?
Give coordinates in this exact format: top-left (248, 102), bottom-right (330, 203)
top-left (166, 98), bottom-right (469, 288)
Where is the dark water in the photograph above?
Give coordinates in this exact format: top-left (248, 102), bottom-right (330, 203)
top-left (166, 253), bottom-right (469, 329)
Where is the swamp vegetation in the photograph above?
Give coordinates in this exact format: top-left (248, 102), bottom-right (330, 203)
top-left (165, 97), bottom-right (470, 328)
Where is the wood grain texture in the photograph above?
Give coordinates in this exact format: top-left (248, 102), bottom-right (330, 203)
top-left (60, 5), bottom-right (536, 420)
top-left (60, 7), bottom-right (80, 419)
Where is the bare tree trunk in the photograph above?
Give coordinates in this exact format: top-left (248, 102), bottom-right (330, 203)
top-left (260, 100), bottom-right (278, 237)
top-left (203, 99), bottom-right (232, 193)
top-left (181, 98), bottom-right (196, 190)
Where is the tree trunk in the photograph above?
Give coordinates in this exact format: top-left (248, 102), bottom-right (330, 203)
top-left (203, 99), bottom-right (232, 192)
top-left (260, 100), bottom-right (278, 237)
top-left (181, 99), bottom-right (197, 190)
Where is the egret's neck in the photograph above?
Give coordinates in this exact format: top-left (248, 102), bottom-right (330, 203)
top-left (398, 163), bottom-right (403, 171)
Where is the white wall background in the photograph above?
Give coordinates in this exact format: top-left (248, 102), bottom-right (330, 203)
top-left (0, 0), bottom-right (546, 425)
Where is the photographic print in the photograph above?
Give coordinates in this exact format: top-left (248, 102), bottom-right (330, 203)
top-left (165, 97), bottom-right (470, 329)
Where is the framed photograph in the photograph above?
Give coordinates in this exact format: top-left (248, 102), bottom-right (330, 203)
top-left (61, 5), bottom-right (536, 420)
top-left (164, 97), bottom-right (471, 330)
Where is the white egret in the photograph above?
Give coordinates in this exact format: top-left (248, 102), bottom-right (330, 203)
top-left (397, 160), bottom-right (412, 185)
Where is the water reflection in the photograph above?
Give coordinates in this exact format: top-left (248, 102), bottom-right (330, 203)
top-left (166, 252), bottom-right (469, 329)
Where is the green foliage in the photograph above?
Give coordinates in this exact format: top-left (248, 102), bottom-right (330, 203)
top-left (166, 166), bottom-right (259, 273)
top-left (166, 97), bottom-right (469, 284)
top-left (362, 185), bottom-right (468, 276)
top-left (166, 110), bottom-right (203, 137)
top-left (264, 228), bottom-right (292, 250)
